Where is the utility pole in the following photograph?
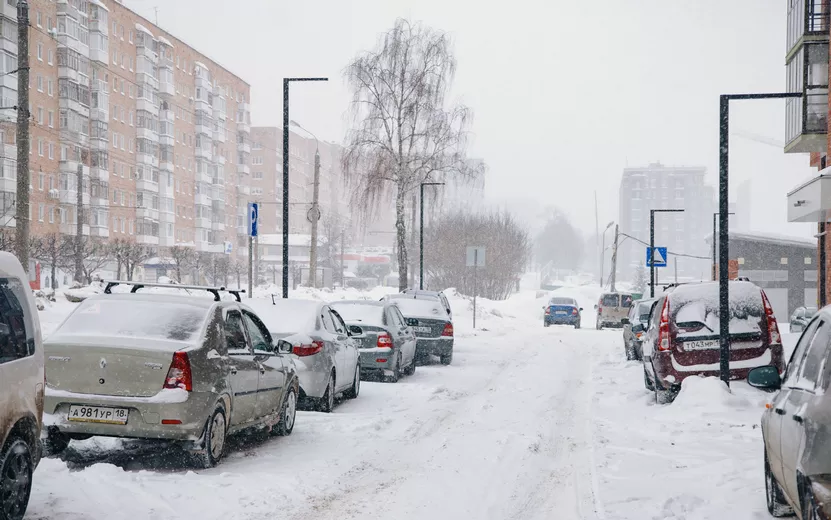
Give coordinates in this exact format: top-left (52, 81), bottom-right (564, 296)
top-left (74, 163), bottom-right (83, 282)
top-left (609, 224), bottom-right (619, 292)
top-left (254, 232), bottom-right (259, 288)
top-left (650, 209), bottom-right (684, 297)
top-left (308, 148), bottom-right (320, 287)
top-left (712, 212), bottom-right (734, 281)
top-left (594, 191), bottom-right (600, 285)
top-left (340, 228), bottom-right (345, 287)
top-left (410, 194), bottom-right (416, 289)
top-left (14, 0), bottom-right (29, 271)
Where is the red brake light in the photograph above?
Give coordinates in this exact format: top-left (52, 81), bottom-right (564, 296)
top-left (164, 351), bottom-right (193, 392)
top-left (572, 308), bottom-right (578, 315)
top-left (293, 341), bottom-right (324, 357)
top-left (658, 299), bottom-right (671, 351)
top-left (377, 332), bottom-right (393, 348)
top-left (761, 292), bottom-right (782, 346)
top-left (545, 307), bottom-right (551, 315)
top-left (442, 323), bottom-right (454, 337)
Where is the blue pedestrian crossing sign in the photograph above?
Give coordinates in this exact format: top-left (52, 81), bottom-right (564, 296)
top-left (646, 247), bottom-right (668, 268)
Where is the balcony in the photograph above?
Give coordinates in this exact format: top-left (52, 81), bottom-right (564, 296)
top-left (137, 234), bottom-right (160, 246)
top-left (59, 161), bottom-right (89, 177)
top-left (136, 207), bottom-right (160, 221)
top-left (213, 103), bottom-right (226, 122)
top-left (136, 127), bottom-right (159, 142)
top-left (217, 155), bottom-right (227, 166)
top-left (213, 128), bottom-right (226, 143)
top-left (212, 176), bottom-right (225, 187)
top-left (137, 153), bottom-right (159, 168)
top-left (195, 147), bottom-right (212, 161)
top-left (236, 184), bottom-right (251, 196)
top-left (90, 46), bottom-right (108, 65)
top-left (60, 223), bottom-right (89, 236)
top-left (237, 141), bottom-right (251, 155)
top-left (59, 189), bottom-right (90, 206)
top-left (238, 164), bottom-right (250, 176)
top-left (159, 159), bottom-right (174, 173)
top-left (159, 235), bottom-right (174, 247)
top-left (212, 220), bottom-right (226, 232)
top-left (159, 79), bottom-right (175, 98)
top-left (136, 178), bottom-right (158, 192)
top-left (237, 121), bottom-right (250, 134)
top-left (195, 193), bottom-right (211, 206)
top-left (0, 177), bottom-right (13, 194)
top-left (89, 225), bottom-right (109, 239)
top-left (136, 97), bottom-right (158, 113)
top-left (160, 211), bottom-right (175, 223)
top-left (195, 121), bottom-right (212, 137)
top-left (196, 170), bottom-right (212, 185)
top-left (195, 216), bottom-right (211, 230)
top-left (90, 166), bottom-right (108, 183)
top-left (159, 133), bottom-right (174, 147)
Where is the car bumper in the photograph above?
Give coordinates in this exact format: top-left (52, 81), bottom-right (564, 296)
top-left (650, 345), bottom-right (785, 388)
top-left (293, 356), bottom-right (331, 400)
top-left (44, 387), bottom-right (213, 441)
top-left (545, 315), bottom-right (579, 325)
top-left (358, 348), bottom-right (397, 372)
top-left (415, 337), bottom-right (453, 357)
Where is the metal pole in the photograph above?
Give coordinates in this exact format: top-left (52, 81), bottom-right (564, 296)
top-left (248, 235), bottom-right (253, 299)
top-left (419, 183), bottom-right (424, 290)
top-left (600, 232), bottom-right (606, 288)
top-left (281, 79), bottom-right (290, 298)
top-left (712, 213), bottom-right (717, 282)
top-left (821, 222), bottom-right (827, 307)
top-left (718, 95), bottom-right (730, 385)
top-left (14, 0), bottom-right (29, 271)
top-left (473, 249), bottom-right (477, 330)
top-left (254, 233), bottom-right (259, 288)
top-left (649, 210), bottom-right (655, 297)
top-left (340, 229), bottom-right (345, 287)
top-left (610, 224), bottom-right (619, 292)
top-left (74, 163), bottom-right (83, 282)
top-left (308, 148), bottom-right (320, 287)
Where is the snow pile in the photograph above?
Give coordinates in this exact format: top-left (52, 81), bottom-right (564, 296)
top-left (669, 376), bottom-right (754, 412)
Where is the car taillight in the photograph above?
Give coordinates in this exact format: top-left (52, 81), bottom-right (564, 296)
top-left (762, 292), bottom-right (782, 346)
top-left (598, 307), bottom-right (602, 314)
top-left (164, 351), bottom-right (193, 392)
top-left (545, 307), bottom-right (551, 315)
top-left (293, 341), bottom-right (324, 357)
top-left (377, 333), bottom-right (393, 348)
top-left (572, 308), bottom-right (578, 315)
top-left (658, 299), bottom-right (671, 351)
top-left (442, 323), bottom-right (454, 337)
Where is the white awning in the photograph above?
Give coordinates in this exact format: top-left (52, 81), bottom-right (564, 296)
top-left (157, 35), bottom-right (173, 48)
top-left (194, 61), bottom-right (209, 71)
top-left (787, 168), bottom-right (831, 223)
top-left (90, 0), bottom-right (109, 11)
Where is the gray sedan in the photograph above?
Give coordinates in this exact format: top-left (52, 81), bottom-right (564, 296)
top-left (44, 288), bottom-right (299, 468)
top-left (248, 299), bottom-right (361, 413)
top-left (330, 300), bottom-right (417, 382)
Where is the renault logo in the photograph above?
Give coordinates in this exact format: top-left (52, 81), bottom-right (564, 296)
top-left (99, 358), bottom-right (107, 369)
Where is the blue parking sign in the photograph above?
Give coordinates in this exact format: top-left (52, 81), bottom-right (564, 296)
top-left (248, 202), bottom-right (258, 237)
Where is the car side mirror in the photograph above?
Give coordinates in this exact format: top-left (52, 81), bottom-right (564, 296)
top-left (632, 323), bottom-right (644, 333)
top-left (579, 307), bottom-right (583, 312)
top-left (621, 318), bottom-right (630, 324)
top-left (747, 365), bottom-right (781, 391)
top-left (348, 325), bottom-right (364, 337)
top-left (406, 318), bottom-right (419, 327)
top-left (276, 339), bottom-right (293, 355)
top-left (594, 304), bottom-right (598, 309)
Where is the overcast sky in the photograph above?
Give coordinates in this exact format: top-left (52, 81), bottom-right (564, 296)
top-left (124, 0), bottom-right (817, 238)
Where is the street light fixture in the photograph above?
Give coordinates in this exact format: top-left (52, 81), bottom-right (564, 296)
top-left (600, 221), bottom-right (613, 287)
top-left (649, 209), bottom-right (684, 297)
top-left (420, 182), bottom-right (444, 290)
top-left (289, 120), bottom-right (322, 288)
top-left (711, 212), bottom-right (734, 281)
top-left (282, 76), bottom-right (328, 298)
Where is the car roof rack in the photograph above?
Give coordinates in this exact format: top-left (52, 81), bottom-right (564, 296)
top-left (102, 280), bottom-right (245, 302)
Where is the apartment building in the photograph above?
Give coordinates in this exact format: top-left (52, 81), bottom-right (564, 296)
top-left (618, 162), bottom-right (715, 280)
top-left (0, 0), bottom-right (254, 262)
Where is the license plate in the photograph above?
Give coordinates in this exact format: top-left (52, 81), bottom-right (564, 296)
top-left (684, 339), bottom-right (720, 351)
top-left (555, 311), bottom-right (568, 315)
top-left (415, 326), bottom-right (432, 333)
top-left (68, 405), bottom-right (129, 425)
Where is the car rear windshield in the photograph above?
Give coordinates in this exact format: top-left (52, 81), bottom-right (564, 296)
top-left (549, 297), bottom-right (576, 306)
top-left (601, 294), bottom-right (619, 307)
top-left (57, 299), bottom-right (208, 343)
top-left (247, 299), bottom-right (319, 334)
top-left (636, 301), bottom-right (653, 321)
top-left (394, 299), bottom-right (446, 319)
top-left (330, 303), bottom-right (385, 326)
top-left (670, 283), bottom-right (763, 337)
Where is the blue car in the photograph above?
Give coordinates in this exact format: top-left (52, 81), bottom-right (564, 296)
top-left (543, 297), bottom-right (582, 328)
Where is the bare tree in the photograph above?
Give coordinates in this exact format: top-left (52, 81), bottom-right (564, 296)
top-left (124, 243), bottom-right (153, 281)
top-left (80, 238), bottom-right (111, 284)
top-left (208, 255), bottom-right (230, 287)
top-left (423, 211), bottom-right (530, 300)
top-left (231, 258), bottom-right (246, 290)
top-left (109, 238), bottom-right (130, 279)
top-left (39, 233), bottom-right (74, 290)
top-left (168, 245), bottom-right (196, 283)
top-left (343, 18), bottom-right (483, 291)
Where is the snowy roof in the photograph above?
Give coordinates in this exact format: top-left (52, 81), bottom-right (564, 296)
top-left (157, 36), bottom-right (173, 48)
top-left (194, 61), bottom-right (209, 71)
top-left (706, 230), bottom-right (815, 249)
top-left (135, 23), bottom-right (154, 38)
top-left (89, 0), bottom-right (108, 11)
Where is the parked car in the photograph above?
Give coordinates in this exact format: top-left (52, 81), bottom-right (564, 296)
top-left (389, 297), bottom-right (454, 365)
top-left (330, 300), bottom-right (417, 382)
top-left (790, 306), bottom-right (818, 334)
top-left (395, 289), bottom-right (453, 320)
top-left (44, 283), bottom-right (299, 468)
top-left (748, 305), bottom-right (831, 519)
top-left (595, 292), bottom-right (634, 329)
top-left (622, 298), bottom-right (655, 360)
top-left (641, 280), bottom-right (785, 404)
top-left (543, 296), bottom-right (582, 328)
top-left (0, 253), bottom-right (44, 520)
top-left (248, 298), bottom-right (361, 412)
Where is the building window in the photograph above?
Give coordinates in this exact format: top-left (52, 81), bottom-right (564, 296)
top-left (36, 107), bottom-right (43, 125)
top-left (38, 173), bottom-right (43, 191)
top-left (48, 206), bottom-right (54, 224)
top-left (129, 30), bottom-right (133, 44)
top-left (37, 139), bottom-right (43, 156)
top-left (36, 75), bottom-right (42, 92)
top-left (47, 49), bottom-right (53, 66)
top-left (806, 257), bottom-right (813, 265)
top-left (48, 142), bottom-right (53, 160)
top-left (38, 204), bottom-right (43, 222)
top-left (47, 79), bottom-right (53, 96)
top-left (253, 171), bottom-right (263, 180)
top-left (48, 110), bottom-right (54, 128)
top-left (36, 42), bottom-right (42, 61)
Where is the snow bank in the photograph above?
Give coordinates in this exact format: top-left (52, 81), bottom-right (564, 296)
top-left (670, 376), bottom-right (754, 412)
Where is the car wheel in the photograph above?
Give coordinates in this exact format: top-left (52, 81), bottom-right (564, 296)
top-left (543, 321), bottom-right (550, 328)
top-left (0, 438), bottom-right (33, 520)
top-left (625, 341), bottom-right (636, 361)
top-left (345, 364), bottom-right (361, 399)
top-left (765, 451), bottom-right (794, 517)
top-left (43, 427), bottom-right (70, 457)
top-left (655, 388), bottom-right (676, 405)
top-left (274, 385), bottom-right (297, 436)
top-left (574, 320), bottom-right (581, 329)
top-left (317, 373), bottom-right (335, 413)
top-left (634, 344), bottom-right (643, 361)
top-left (195, 405), bottom-right (227, 469)
top-left (440, 350), bottom-right (453, 366)
top-left (643, 366), bottom-right (655, 391)
top-left (387, 353), bottom-right (402, 383)
top-left (803, 484), bottom-right (821, 520)
top-left (403, 354), bottom-right (416, 376)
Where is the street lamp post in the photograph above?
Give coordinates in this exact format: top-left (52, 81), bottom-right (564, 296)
top-left (289, 120), bottom-right (321, 288)
top-left (599, 221), bottom-right (613, 287)
top-left (419, 182), bottom-right (444, 290)
top-left (712, 212), bottom-right (735, 281)
top-left (717, 92), bottom-right (800, 385)
top-left (282, 77), bottom-right (327, 298)
top-left (649, 209), bottom-right (684, 297)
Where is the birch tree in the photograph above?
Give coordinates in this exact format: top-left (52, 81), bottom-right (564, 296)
top-left (343, 18), bottom-right (482, 291)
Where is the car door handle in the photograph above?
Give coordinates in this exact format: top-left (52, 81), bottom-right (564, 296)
top-left (793, 414), bottom-right (804, 423)
top-left (259, 366), bottom-right (266, 374)
top-left (230, 367), bottom-right (238, 375)
top-left (774, 408), bottom-right (786, 415)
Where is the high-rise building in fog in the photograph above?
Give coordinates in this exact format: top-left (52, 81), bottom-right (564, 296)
top-left (618, 162), bottom-right (715, 280)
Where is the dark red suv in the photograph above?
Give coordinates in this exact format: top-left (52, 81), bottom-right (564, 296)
top-left (641, 281), bottom-right (785, 403)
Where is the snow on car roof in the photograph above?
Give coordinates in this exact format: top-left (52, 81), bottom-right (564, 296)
top-left (669, 281), bottom-right (764, 336)
top-left (330, 301), bottom-right (385, 326)
top-left (246, 298), bottom-right (320, 334)
top-left (393, 298), bottom-right (446, 319)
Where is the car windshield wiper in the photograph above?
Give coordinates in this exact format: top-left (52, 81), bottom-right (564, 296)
top-left (677, 321), bottom-right (714, 333)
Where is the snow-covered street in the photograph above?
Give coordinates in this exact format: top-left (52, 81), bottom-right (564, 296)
top-left (25, 288), bottom-right (786, 520)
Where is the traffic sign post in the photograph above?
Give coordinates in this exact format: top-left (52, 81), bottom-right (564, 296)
top-left (247, 203), bottom-right (259, 299)
top-left (646, 247), bottom-right (668, 268)
top-left (466, 247), bottom-right (486, 329)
